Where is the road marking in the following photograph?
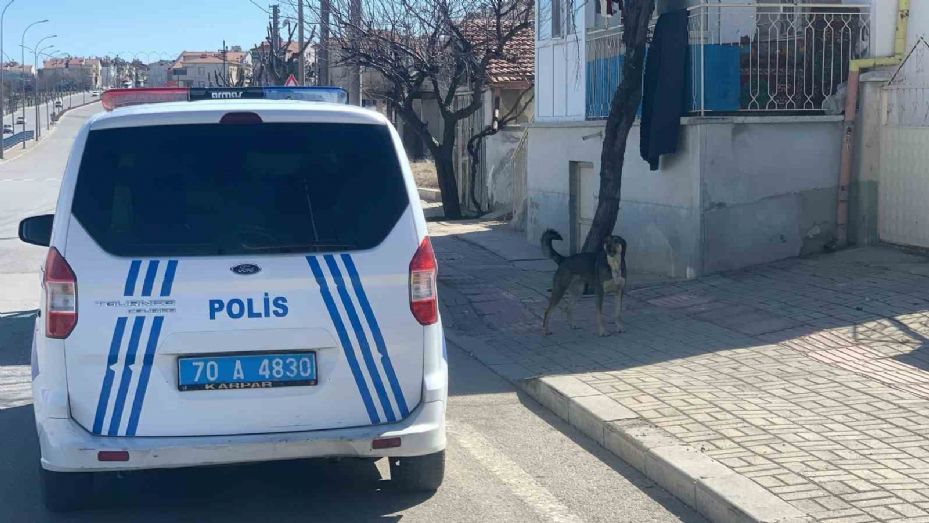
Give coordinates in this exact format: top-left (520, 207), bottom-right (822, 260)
top-left (0, 366), bottom-right (31, 410)
top-left (448, 421), bottom-right (586, 523)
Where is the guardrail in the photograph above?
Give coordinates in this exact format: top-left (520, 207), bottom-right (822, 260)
top-left (2, 130), bottom-right (35, 150)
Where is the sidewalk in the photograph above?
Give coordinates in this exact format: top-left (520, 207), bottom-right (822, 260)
top-left (432, 220), bottom-right (929, 523)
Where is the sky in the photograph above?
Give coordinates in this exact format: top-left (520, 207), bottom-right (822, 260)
top-left (0, 0), bottom-right (281, 66)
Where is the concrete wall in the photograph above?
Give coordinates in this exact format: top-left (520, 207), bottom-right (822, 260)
top-left (697, 116), bottom-right (843, 273)
top-left (527, 121), bottom-right (702, 279)
top-left (484, 127), bottom-right (526, 211)
top-left (527, 116), bottom-right (844, 278)
top-left (850, 76), bottom-right (888, 246)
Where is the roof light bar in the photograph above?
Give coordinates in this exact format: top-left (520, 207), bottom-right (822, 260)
top-left (101, 88), bottom-right (187, 111)
top-left (102, 87), bottom-right (349, 111)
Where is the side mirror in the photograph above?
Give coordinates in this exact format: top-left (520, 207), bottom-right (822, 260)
top-left (18, 214), bottom-right (54, 247)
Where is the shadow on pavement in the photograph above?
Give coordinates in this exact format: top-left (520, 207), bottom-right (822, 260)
top-left (433, 223), bottom-right (929, 399)
top-left (0, 309), bottom-right (36, 365)
top-left (0, 405), bottom-right (430, 522)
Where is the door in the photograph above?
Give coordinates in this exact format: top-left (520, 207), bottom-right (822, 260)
top-left (571, 161), bottom-right (597, 253)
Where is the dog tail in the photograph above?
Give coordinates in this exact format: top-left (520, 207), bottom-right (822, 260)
top-left (540, 229), bottom-right (565, 264)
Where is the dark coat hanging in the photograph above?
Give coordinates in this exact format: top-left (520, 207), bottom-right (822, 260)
top-left (640, 9), bottom-right (689, 171)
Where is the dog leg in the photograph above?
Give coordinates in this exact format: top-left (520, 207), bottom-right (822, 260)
top-left (595, 286), bottom-right (607, 337)
top-left (563, 278), bottom-right (583, 329)
top-left (543, 274), bottom-right (571, 335)
top-left (614, 277), bottom-right (626, 333)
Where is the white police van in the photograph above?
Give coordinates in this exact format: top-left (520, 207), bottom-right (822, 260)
top-left (18, 87), bottom-right (447, 511)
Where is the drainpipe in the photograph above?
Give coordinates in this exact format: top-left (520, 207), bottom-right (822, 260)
top-left (836, 0), bottom-right (909, 248)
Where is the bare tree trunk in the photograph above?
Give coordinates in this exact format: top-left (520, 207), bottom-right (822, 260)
top-left (434, 145), bottom-right (462, 219)
top-left (466, 133), bottom-right (486, 213)
top-left (319, 0), bottom-right (330, 85)
top-left (581, 0), bottom-right (655, 253)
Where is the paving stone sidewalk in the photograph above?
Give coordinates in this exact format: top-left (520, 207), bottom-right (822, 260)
top-left (431, 220), bottom-right (929, 523)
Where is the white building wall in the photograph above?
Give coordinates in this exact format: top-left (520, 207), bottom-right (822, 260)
top-left (535, 0), bottom-right (585, 122)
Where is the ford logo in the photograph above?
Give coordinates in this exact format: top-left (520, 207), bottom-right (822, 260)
top-left (231, 264), bottom-right (261, 276)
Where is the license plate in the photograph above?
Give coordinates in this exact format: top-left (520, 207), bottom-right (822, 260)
top-left (177, 352), bottom-right (317, 391)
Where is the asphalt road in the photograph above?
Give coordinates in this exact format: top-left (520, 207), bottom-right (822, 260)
top-left (2, 91), bottom-right (97, 143)
top-left (0, 102), bottom-right (702, 522)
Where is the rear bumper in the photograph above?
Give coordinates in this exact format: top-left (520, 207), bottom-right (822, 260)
top-left (38, 400), bottom-right (445, 473)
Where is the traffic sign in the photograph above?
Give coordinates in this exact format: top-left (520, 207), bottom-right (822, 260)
top-left (284, 74), bottom-right (298, 87)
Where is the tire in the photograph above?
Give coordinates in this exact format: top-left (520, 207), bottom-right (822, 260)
top-left (389, 450), bottom-right (445, 492)
top-left (40, 467), bottom-right (94, 512)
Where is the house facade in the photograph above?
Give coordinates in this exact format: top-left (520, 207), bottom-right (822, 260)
top-left (146, 60), bottom-right (175, 87)
top-left (41, 58), bottom-right (101, 90)
top-left (529, 0), bottom-right (895, 278)
top-left (170, 50), bottom-right (251, 88)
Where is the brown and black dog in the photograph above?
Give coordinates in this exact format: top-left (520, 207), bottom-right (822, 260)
top-left (540, 229), bottom-right (627, 337)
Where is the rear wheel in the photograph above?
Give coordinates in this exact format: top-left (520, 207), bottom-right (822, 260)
top-left (389, 451), bottom-right (445, 492)
top-left (40, 468), bottom-right (94, 512)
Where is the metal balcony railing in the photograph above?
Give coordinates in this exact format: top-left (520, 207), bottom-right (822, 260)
top-left (688, 2), bottom-right (870, 113)
top-left (584, 2), bottom-right (871, 119)
top-left (586, 27), bottom-right (627, 119)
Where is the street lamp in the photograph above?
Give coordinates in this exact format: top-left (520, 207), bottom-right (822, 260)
top-left (33, 44), bottom-right (55, 131)
top-left (0, 0), bottom-right (16, 159)
top-left (20, 18), bottom-right (47, 149)
top-left (30, 33), bottom-right (55, 141)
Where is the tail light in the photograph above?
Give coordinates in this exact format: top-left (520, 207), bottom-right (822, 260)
top-left (44, 248), bottom-right (77, 339)
top-left (409, 237), bottom-right (438, 325)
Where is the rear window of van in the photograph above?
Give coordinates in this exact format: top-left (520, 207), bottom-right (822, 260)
top-left (72, 122), bottom-right (409, 256)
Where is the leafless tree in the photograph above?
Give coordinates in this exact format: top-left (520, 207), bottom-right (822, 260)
top-left (316, 0), bottom-right (532, 219)
top-left (582, 0), bottom-right (655, 251)
top-left (465, 86), bottom-right (532, 213)
top-left (253, 19), bottom-right (315, 86)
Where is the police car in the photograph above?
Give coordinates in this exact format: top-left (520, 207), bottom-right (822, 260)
top-left (18, 87), bottom-right (447, 511)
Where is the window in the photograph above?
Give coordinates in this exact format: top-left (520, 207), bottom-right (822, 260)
top-left (552, 0), bottom-right (563, 37)
top-left (538, 0), bottom-right (552, 40)
top-left (72, 123), bottom-right (409, 256)
top-left (566, 0), bottom-right (576, 35)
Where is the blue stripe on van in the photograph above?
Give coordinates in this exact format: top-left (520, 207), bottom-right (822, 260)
top-left (307, 256), bottom-right (380, 425)
top-left (160, 260), bottom-right (178, 297)
top-left (123, 260), bottom-right (142, 296)
top-left (125, 316), bottom-right (165, 436)
top-left (92, 317), bottom-right (128, 435)
top-left (340, 254), bottom-right (410, 418)
top-left (140, 260), bottom-right (160, 297)
top-left (107, 316), bottom-right (145, 436)
top-left (324, 255), bottom-right (395, 423)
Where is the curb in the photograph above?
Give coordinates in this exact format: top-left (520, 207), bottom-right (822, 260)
top-left (445, 330), bottom-right (810, 523)
top-left (419, 187), bottom-right (441, 202)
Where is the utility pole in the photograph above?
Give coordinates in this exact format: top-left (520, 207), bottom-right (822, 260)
top-left (271, 4), bottom-right (281, 85)
top-left (222, 39), bottom-right (228, 86)
top-left (271, 5), bottom-right (280, 51)
top-left (348, 0), bottom-right (361, 105)
top-left (297, 1), bottom-right (304, 85)
top-left (319, 0), bottom-right (329, 86)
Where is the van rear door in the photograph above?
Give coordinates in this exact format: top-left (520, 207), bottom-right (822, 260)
top-left (63, 118), bottom-right (424, 437)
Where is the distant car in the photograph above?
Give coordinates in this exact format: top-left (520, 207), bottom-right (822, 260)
top-left (91, 90), bottom-right (100, 97)
top-left (2, 125), bottom-right (12, 134)
top-left (15, 116), bottom-right (24, 125)
top-left (55, 101), bottom-right (63, 109)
